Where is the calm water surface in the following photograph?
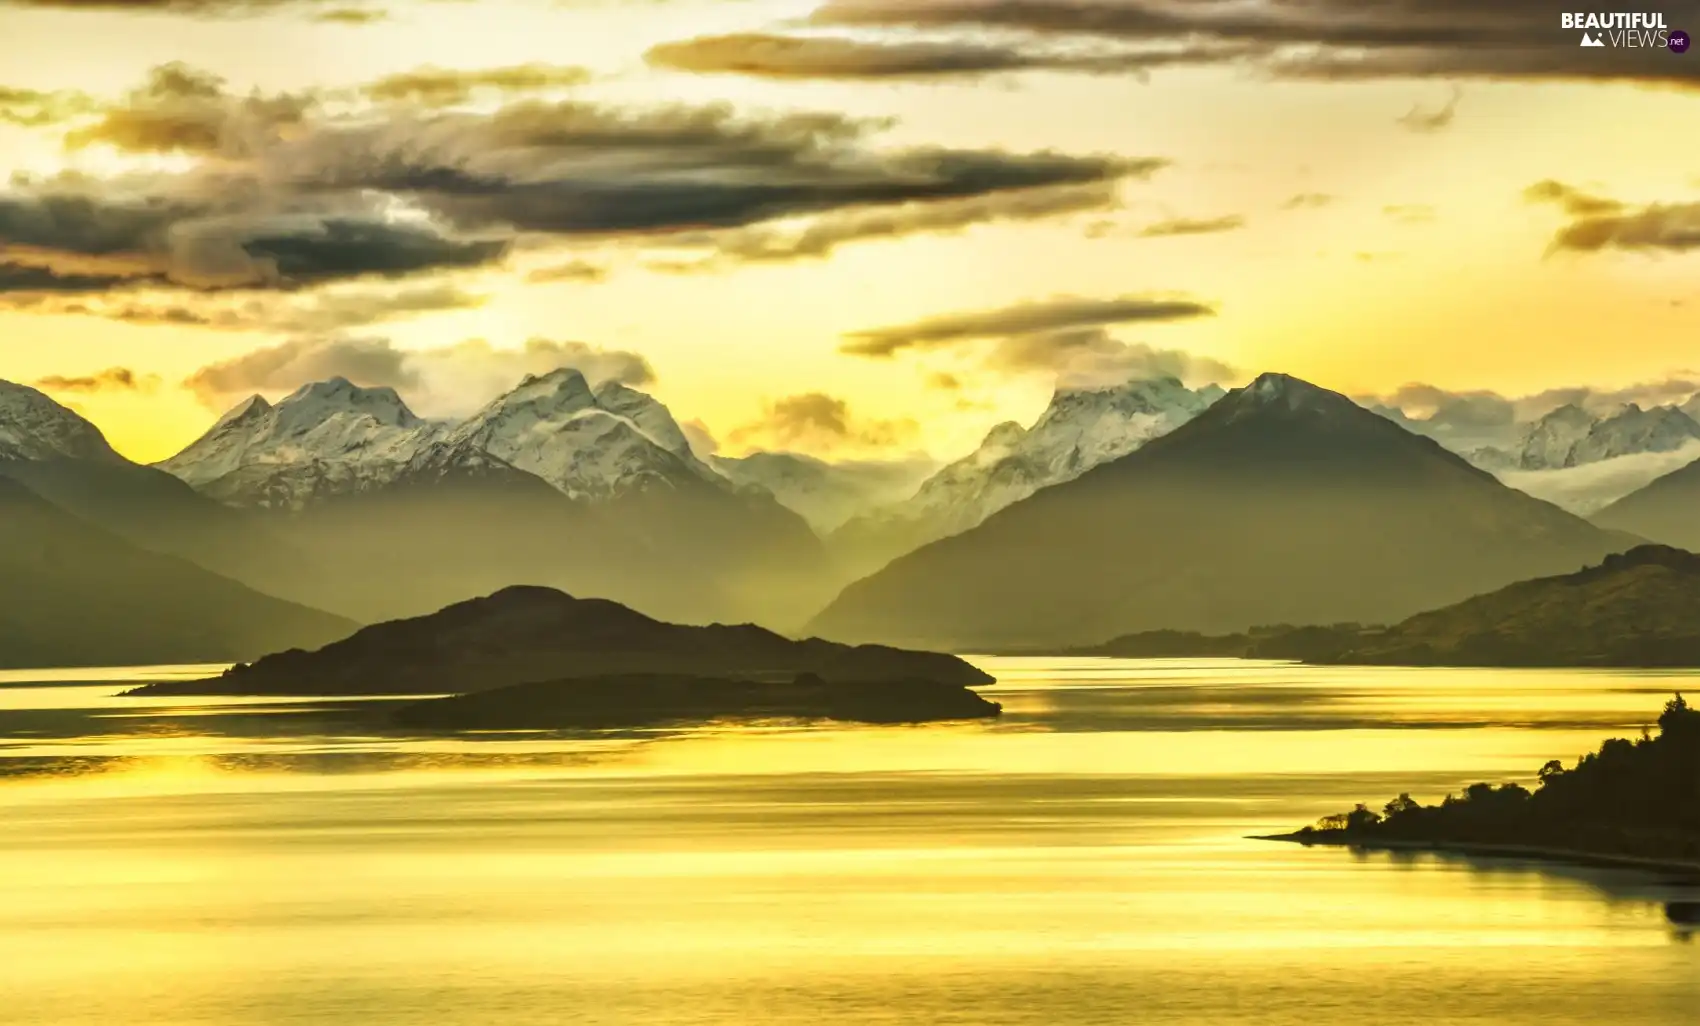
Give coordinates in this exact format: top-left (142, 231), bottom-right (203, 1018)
top-left (1, 658), bottom-right (1696, 1025)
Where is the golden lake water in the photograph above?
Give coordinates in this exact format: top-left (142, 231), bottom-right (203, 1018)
top-left (1, 657), bottom-right (1696, 1025)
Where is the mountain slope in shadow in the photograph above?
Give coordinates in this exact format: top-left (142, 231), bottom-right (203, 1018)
top-left (810, 373), bottom-right (1634, 650)
top-left (0, 478), bottom-right (354, 668)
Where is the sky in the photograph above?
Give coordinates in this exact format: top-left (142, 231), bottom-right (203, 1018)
top-left (0, 0), bottom-right (1697, 464)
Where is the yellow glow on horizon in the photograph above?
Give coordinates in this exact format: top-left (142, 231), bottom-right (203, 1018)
top-left (0, 3), bottom-right (1695, 463)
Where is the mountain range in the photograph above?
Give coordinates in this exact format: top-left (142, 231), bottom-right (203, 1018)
top-left (809, 373), bottom-right (1636, 651)
top-left (154, 370), bottom-right (827, 627)
top-left (1382, 396), bottom-right (1700, 516)
top-left (7, 362), bottom-right (1695, 666)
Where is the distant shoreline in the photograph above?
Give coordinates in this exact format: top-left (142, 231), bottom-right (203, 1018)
top-left (1254, 831), bottom-right (1700, 881)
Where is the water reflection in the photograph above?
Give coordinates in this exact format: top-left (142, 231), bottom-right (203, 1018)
top-left (1, 658), bottom-right (1696, 1026)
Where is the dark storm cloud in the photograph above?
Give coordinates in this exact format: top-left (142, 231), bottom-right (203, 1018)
top-left (0, 185), bottom-right (199, 260)
top-left (0, 176), bottom-right (509, 290)
top-left (4, 64), bottom-right (1146, 300)
top-left (657, 180), bottom-right (1135, 268)
top-left (842, 294), bottom-right (1215, 356)
top-left (810, 1), bottom-right (1700, 88)
top-left (0, 262), bottom-right (150, 293)
top-left (236, 219), bottom-right (508, 283)
top-left (305, 122), bottom-right (1141, 238)
top-left (646, 31), bottom-right (1258, 80)
top-left (1137, 214), bottom-right (1244, 238)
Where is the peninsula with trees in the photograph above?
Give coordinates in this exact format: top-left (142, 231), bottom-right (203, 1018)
top-left (1262, 695), bottom-right (1700, 874)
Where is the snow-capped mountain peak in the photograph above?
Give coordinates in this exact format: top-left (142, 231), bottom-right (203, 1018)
top-left (1568, 403), bottom-right (1700, 466)
top-left (0, 379), bottom-right (123, 463)
top-left (211, 394), bottom-right (273, 431)
top-left (276, 377), bottom-right (422, 430)
top-left (1228, 372), bottom-right (1355, 418)
top-left (444, 373), bottom-right (723, 502)
top-left (1509, 402), bottom-right (1700, 472)
top-left (833, 375), bottom-right (1224, 572)
top-left (593, 380), bottom-right (694, 457)
top-left (1515, 404), bottom-right (1594, 470)
top-left (157, 377), bottom-right (444, 508)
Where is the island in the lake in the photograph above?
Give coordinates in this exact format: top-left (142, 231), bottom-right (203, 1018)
top-left (1260, 694), bottom-right (1700, 875)
top-left (124, 585), bottom-right (999, 729)
top-left (1067, 545), bottom-right (1700, 668)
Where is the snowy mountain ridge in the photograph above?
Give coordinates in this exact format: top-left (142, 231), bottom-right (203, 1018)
top-left (155, 368), bottom-right (733, 510)
top-left (0, 380), bottom-right (124, 463)
top-left (155, 377), bottom-right (449, 510)
top-left (831, 376), bottom-right (1225, 573)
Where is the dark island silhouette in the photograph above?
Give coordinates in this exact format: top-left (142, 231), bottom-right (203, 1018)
top-left (1072, 545), bottom-right (1700, 668)
top-left (394, 672), bottom-right (1000, 730)
top-left (1261, 695), bottom-right (1700, 874)
top-left (124, 585), bottom-right (997, 728)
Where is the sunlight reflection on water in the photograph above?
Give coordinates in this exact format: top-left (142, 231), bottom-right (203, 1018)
top-left (0, 657), bottom-right (1695, 1025)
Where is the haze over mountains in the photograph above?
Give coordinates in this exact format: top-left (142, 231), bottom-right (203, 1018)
top-left (1380, 393), bottom-right (1700, 516)
top-left (0, 473), bottom-right (351, 669)
top-left (811, 373), bottom-right (1636, 651)
top-left (8, 361), bottom-right (1700, 665)
top-left (156, 369), bottom-right (827, 627)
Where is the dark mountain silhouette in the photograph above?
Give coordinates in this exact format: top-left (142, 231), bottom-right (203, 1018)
top-left (0, 478), bottom-right (354, 667)
top-left (127, 585), bottom-right (994, 697)
top-left (1323, 545), bottom-right (1700, 666)
top-left (0, 455), bottom-right (327, 606)
top-left (1592, 456), bottom-right (1700, 551)
top-left (253, 444), bottom-right (818, 628)
top-left (392, 672), bottom-right (1001, 731)
top-left (252, 439), bottom-right (733, 626)
top-left (810, 373), bottom-right (1633, 650)
top-left (1083, 546), bottom-right (1700, 667)
top-left (0, 380), bottom-right (327, 607)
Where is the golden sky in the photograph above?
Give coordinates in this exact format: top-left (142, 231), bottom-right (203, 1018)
top-left (0, 0), bottom-right (1696, 463)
